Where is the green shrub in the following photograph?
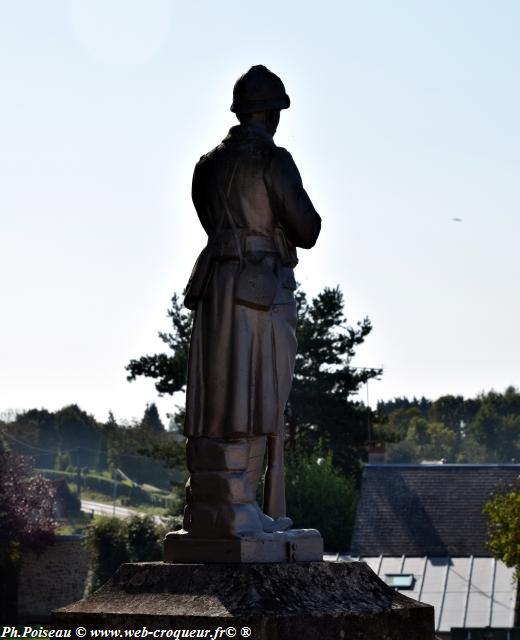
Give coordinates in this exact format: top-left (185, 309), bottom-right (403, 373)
top-left (84, 515), bottom-right (171, 591)
top-left (127, 515), bottom-right (162, 562)
top-left (84, 517), bottom-right (129, 590)
top-left (285, 449), bottom-right (358, 552)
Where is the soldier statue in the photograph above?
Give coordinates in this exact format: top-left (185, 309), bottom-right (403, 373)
top-left (165, 65), bottom-right (322, 562)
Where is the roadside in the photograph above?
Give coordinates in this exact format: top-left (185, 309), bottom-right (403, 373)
top-left (80, 499), bottom-right (167, 525)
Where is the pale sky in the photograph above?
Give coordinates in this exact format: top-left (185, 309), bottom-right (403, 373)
top-left (1, 0), bottom-right (519, 425)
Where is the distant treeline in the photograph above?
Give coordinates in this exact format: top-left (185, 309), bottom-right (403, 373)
top-left (0, 403), bottom-right (184, 490)
top-left (2, 385), bottom-right (519, 479)
top-left (376, 386), bottom-right (520, 463)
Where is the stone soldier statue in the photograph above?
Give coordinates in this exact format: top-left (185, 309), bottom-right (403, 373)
top-left (165, 65), bottom-right (322, 561)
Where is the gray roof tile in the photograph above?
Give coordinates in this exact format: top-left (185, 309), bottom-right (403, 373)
top-left (350, 464), bottom-right (520, 556)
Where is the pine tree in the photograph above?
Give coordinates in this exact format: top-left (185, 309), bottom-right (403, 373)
top-left (126, 294), bottom-right (192, 395)
top-left (140, 403), bottom-right (165, 437)
top-left (125, 286), bottom-right (381, 476)
top-left (288, 287), bottom-right (381, 475)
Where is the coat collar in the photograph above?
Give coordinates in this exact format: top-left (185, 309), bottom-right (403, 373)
top-left (223, 123), bottom-right (275, 146)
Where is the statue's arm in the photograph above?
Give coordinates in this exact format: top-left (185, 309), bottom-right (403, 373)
top-left (265, 147), bottom-right (321, 249)
top-left (191, 158), bottom-right (212, 236)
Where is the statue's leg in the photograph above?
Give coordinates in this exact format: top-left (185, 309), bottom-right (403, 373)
top-left (246, 435), bottom-right (292, 532)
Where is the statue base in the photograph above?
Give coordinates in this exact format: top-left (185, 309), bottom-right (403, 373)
top-left (52, 561), bottom-right (436, 639)
top-left (164, 528), bottom-right (323, 563)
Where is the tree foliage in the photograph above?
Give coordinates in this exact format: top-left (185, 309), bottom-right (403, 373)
top-left (84, 515), bottom-right (166, 590)
top-left (0, 451), bottom-right (56, 553)
top-left (285, 447), bottom-right (358, 551)
top-left (288, 287), bottom-right (381, 474)
top-left (127, 514), bottom-right (163, 562)
top-left (483, 480), bottom-right (520, 574)
top-left (3, 404), bottom-right (185, 495)
top-left (379, 386), bottom-right (520, 464)
top-left (124, 287), bottom-right (381, 477)
top-left (84, 517), bottom-right (129, 590)
top-left (140, 403), bottom-right (165, 436)
top-left (125, 294), bottom-right (192, 396)
top-left (0, 451), bottom-right (57, 623)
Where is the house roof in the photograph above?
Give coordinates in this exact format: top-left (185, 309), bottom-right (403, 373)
top-left (324, 554), bottom-right (516, 633)
top-left (350, 464), bottom-right (520, 556)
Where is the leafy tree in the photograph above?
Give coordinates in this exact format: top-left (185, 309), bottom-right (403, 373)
top-left (0, 451), bottom-right (56, 622)
top-left (406, 417), bottom-right (430, 447)
top-left (0, 451), bottom-right (56, 552)
top-left (455, 434), bottom-right (489, 464)
top-left (410, 419), bottom-right (456, 460)
top-left (383, 407), bottom-right (424, 440)
top-left (285, 447), bottom-right (358, 551)
top-left (54, 404), bottom-right (102, 469)
top-left (483, 479), bottom-right (520, 575)
top-left (84, 515), bottom-right (169, 590)
top-left (429, 395), bottom-right (466, 433)
top-left (465, 392), bottom-right (520, 462)
top-left (127, 515), bottom-right (162, 562)
top-left (140, 438), bottom-right (186, 475)
top-left (386, 418), bottom-right (456, 462)
top-left (380, 387), bottom-right (520, 464)
top-left (377, 396), bottom-right (431, 418)
top-left (84, 517), bottom-right (129, 590)
top-left (25, 410), bottom-right (53, 467)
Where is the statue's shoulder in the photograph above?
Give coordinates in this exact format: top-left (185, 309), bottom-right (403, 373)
top-left (196, 143), bottom-right (225, 167)
top-left (266, 146), bottom-right (300, 179)
top-left (270, 145), bottom-right (294, 164)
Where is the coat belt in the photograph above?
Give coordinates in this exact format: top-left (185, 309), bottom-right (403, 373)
top-left (211, 231), bottom-right (278, 259)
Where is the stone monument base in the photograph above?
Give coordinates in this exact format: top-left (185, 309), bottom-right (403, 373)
top-left (53, 561), bottom-right (435, 639)
top-left (164, 528), bottom-right (323, 563)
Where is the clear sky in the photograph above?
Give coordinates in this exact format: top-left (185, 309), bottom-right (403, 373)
top-left (1, 0), bottom-right (519, 425)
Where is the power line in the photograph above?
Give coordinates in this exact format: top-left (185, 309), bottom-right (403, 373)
top-left (1, 429), bottom-right (174, 462)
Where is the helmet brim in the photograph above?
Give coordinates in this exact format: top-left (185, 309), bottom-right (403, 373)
top-left (230, 94), bottom-right (290, 114)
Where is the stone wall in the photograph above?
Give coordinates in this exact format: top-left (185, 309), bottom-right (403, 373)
top-left (18, 535), bottom-right (91, 622)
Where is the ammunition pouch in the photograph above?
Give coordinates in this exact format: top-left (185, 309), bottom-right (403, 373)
top-left (235, 259), bottom-right (278, 311)
top-left (183, 231), bottom-right (294, 312)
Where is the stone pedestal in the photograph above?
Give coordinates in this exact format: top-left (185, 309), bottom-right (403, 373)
top-left (53, 561), bottom-right (436, 639)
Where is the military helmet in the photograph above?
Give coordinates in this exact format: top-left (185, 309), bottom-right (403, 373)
top-left (230, 65), bottom-right (290, 114)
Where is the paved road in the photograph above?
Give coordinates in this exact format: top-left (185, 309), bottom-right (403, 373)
top-left (81, 499), bottom-right (166, 524)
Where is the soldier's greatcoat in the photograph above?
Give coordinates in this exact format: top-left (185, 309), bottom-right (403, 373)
top-left (184, 122), bottom-right (321, 439)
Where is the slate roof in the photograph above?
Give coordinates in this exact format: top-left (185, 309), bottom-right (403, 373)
top-left (350, 464), bottom-right (520, 556)
top-left (324, 554), bottom-right (517, 633)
